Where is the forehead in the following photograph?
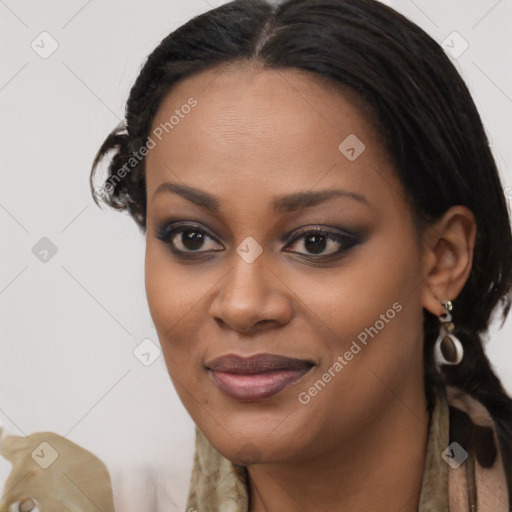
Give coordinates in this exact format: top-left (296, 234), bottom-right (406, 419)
top-left (145, 62), bottom-right (399, 211)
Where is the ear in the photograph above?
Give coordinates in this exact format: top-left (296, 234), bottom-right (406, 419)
top-left (420, 205), bottom-right (477, 317)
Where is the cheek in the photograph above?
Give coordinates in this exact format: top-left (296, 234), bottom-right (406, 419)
top-left (144, 241), bottom-right (198, 353)
top-left (144, 239), bottom-right (219, 375)
top-left (144, 243), bottom-right (213, 419)
top-left (301, 229), bottom-right (423, 391)
top-left (145, 243), bottom-right (176, 329)
top-left (304, 230), bottom-right (419, 332)
top-left (293, 265), bottom-right (422, 446)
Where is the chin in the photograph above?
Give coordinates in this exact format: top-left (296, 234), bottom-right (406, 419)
top-left (202, 424), bottom-right (304, 467)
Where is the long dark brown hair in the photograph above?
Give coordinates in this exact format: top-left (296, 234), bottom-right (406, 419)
top-left (90, 0), bottom-right (512, 498)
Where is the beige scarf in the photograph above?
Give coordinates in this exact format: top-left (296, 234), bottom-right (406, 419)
top-left (185, 385), bottom-right (510, 512)
top-left (0, 431), bottom-right (115, 512)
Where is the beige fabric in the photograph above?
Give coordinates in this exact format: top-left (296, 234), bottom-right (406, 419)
top-left (185, 385), bottom-right (510, 512)
top-left (445, 386), bottom-right (509, 511)
top-left (417, 384), bottom-right (450, 511)
top-left (0, 431), bottom-right (115, 512)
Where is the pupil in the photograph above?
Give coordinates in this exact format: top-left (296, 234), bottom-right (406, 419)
top-left (182, 230), bottom-right (204, 250)
top-left (305, 234), bottom-right (326, 254)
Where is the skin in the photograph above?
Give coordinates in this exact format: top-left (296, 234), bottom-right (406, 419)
top-left (144, 61), bottom-right (476, 512)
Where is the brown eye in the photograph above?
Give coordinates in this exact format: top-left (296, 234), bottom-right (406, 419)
top-left (284, 227), bottom-right (359, 257)
top-left (176, 229), bottom-right (206, 251)
top-left (303, 232), bottom-right (328, 254)
top-left (155, 222), bottom-right (224, 256)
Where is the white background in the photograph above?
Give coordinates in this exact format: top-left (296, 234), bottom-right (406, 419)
top-left (1, 0), bottom-right (511, 510)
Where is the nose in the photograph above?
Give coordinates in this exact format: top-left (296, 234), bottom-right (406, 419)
top-left (208, 254), bottom-right (293, 334)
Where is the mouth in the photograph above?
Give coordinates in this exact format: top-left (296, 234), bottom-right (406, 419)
top-left (205, 353), bottom-right (315, 401)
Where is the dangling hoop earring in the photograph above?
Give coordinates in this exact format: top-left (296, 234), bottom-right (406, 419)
top-left (434, 299), bottom-right (464, 370)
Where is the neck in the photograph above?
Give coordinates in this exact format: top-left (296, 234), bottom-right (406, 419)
top-left (247, 384), bottom-right (430, 512)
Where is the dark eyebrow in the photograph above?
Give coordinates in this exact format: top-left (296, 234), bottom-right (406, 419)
top-left (273, 188), bottom-right (368, 213)
top-left (152, 182), bottom-right (369, 213)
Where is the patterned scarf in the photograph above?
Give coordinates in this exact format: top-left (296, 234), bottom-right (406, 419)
top-left (185, 384), bottom-right (510, 511)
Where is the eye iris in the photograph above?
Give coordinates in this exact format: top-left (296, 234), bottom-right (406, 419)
top-left (182, 230), bottom-right (204, 250)
top-left (304, 233), bottom-right (327, 254)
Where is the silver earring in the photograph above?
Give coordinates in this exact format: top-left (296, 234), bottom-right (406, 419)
top-left (434, 300), bottom-right (464, 370)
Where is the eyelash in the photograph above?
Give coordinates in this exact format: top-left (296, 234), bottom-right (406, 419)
top-left (154, 222), bottom-right (360, 261)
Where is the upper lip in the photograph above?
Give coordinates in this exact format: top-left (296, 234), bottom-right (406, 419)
top-left (206, 353), bottom-right (315, 374)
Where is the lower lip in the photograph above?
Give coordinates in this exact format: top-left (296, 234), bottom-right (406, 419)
top-left (209, 367), bottom-right (312, 401)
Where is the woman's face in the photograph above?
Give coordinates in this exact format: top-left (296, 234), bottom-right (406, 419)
top-left (144, 62), bottom-right (430, 465)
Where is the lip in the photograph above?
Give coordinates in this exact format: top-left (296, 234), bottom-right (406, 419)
top-left (206, 353), bottom-right (315, 401)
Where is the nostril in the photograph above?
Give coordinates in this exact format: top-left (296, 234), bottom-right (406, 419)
top-left (255, 319), bottom-right (272, 326)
